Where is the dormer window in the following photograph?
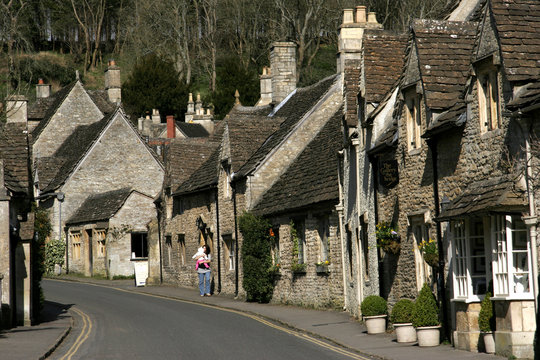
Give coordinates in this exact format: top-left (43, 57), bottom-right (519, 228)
top-left (476, 61), bottom-right (500, 133)
top-left (222, 161), bottom-right (232, 199)
top-left (405, 88), bottom-right (422, 151)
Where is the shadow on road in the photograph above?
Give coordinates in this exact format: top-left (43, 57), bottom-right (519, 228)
top-left (39, 301), bottom-right (73, 325)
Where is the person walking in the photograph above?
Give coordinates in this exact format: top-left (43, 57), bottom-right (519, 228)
top-left (196, 245), bottom-right (212, 296)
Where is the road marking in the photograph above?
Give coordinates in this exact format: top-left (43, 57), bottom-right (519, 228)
top-left (59, 307), bottom-right (92, 360)
top-left (48, 279), bottom-right (370, 360)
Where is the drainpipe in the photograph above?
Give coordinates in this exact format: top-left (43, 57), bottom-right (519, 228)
top-left (351, 139), bottom-right (365, 305)
top-left (428, 138), bottom-right (449, 340)
top-left (369, 155), bottom-right (382, 294)
top-left (337, 149), bottom-right (348, 310)
top-left (516, 117), bottom-right (539, 312)
top-left (215, 190), bottom-right (222, 293)
top-left (232, 181), bottom-right (239, 297)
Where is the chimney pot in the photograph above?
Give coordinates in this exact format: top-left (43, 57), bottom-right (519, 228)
top-left (109, 59), bottom-right (116, 67)
top-left (368, 12), bottom-right (378, 24)
top-left (188, 93), bottom-right (194, 103)
top-left (343, 9), bottom-right (354, 24)
top-left (38, 78), bottom-right (44, 85)
top-left (355, 6), bottom-right (367, 23)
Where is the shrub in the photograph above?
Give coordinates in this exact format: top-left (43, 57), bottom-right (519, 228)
top-left (390, 299), bottom-right (415, 324)
top-left (478, 292), bottom-right (495, 333)
top-left (239, 212), bottom-right (274, 303)
top-left (44, 238), bottom-right (66, 274)
top-left (412, 283), bottom-right (439, 327)
top-left (361, 295), bottom-right (388, 316)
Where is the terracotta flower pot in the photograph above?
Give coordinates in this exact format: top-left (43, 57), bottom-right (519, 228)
top-left (394, 323), bottom-right (416, 343)
top-left (364, 315), bottom-right (387, 334)
top-left (483, 332), bottom-right (495, 354)
top-left (416, 325), bottom-right (440, 347)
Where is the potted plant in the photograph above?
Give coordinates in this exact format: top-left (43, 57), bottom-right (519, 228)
top-left (376, 222), bottom-right (400, 254)
top-left (478, 292), bottom-right (495, 354)
top-left (412, 283), bottom-right (440, 346)
top-left (419, 238), bottom-right (438, 267)
top-left (390, 299), bottom-right (416, 343)
top-left (361, 295), bottom-right (388, 334)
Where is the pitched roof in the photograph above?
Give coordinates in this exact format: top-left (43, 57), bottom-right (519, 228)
top-left (66, 188), bottom-right (134, 225)
top-left (491, 0), bottom-right (540, 82)
top-left (424, 101), bottom-right (467, 137)
top-left (235, 74), bottom-right (339, 178)
top-left (38, 112), bottom-right (114, 193)
top-left (363, 31), bottom-right (407, 104)
top-left (438, 175), bottom-right (527, 220)
top-left (507, 81), bottom-right (540, 111)
top-left (227, 117), bottom-right (281, 172)
top-left (173, 147), bottom-right (221, 195)
top-left (0, 123), bottom-right (30, 194)
top-left (177, 122), bottom-right (209, 137)
top-left (30, 82), bottom-right (115, 141)
top-left (252, 108), bottom-right (343, 216)
top-left (409, 19), bottom-right (478, 110)
top-left (166, 137), bottom-right (219, 190)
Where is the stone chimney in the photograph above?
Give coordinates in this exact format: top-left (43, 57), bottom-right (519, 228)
top-left (185, 93), bottom-right (195, 122)
top-left (270, 42), bottom-right (297, 104)
top-left (5, 95), bottom-right (28, 124)
top-left (256, 67), bottom-right (272, 106)
top-left (152, 109), bottom-right (161, 124)
top-left (337, 6), bottom-right (382, 73)
top-left (36, 79), bottom-right (51, 99)
top-left (104, 59), bottom-right (121, 104)
top-left (166, 115), bottom-right (176, 138)
top-left (195, 93), bottom-right (203, 113)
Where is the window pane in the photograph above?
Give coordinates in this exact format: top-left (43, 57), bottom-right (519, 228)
top-left (510, 216), bottom-right (530, 294)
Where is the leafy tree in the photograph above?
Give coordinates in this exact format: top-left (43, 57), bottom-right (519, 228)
top-left (210, 56), bottom-right (260, 119)
top-left (122, 53), bottom-right (191, 122)
top-left (239, 212), bottom-right (274, 303)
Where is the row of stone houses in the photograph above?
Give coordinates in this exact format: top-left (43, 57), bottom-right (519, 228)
top-left (156, 0), bottom-right (539, 358)
top-left (339, 0), bottom-right (539, 358)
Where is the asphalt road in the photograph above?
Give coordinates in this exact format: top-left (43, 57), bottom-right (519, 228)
top-left (43, 280), bottom-right (355, 359)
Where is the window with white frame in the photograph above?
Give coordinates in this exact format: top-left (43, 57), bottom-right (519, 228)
top-left (271, 227), bottom-right (280, 266)
top-left (477, 66), bottom-right (500, 133)
top-left (165, 235), bottom-right (172, 266)
top-left (492, 215), bottom-right (532, 299)
top-left (451, 218), bottom-right (490, 301)
top-left (223, 235), bottom-right (235, 270)
top-left (411, 216), bottom-right (433, 291)
top-left (294, 219), bottom-right (306, 264)
top-left (317, 215), bottom-right (329, 263)
top-left (405, 88), bottom-right (422, 151)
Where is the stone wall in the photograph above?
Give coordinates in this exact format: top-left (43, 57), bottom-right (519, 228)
top-left (33, 82), bottom-right (103, 159)
top-left (270, 211), bottom-right (344, 309)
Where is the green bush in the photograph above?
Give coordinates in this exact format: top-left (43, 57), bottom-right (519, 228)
top-left (361, 295), bottom-right (388, 316)
top-left (239, 212), bottom-right (274, 303)
top-left (478, 292), bottom-right (495, 333)
top-left (390, 299), bottom-right (415, 324)
top-left (412, 283), bottom-right (439, 327)
top-left (44, 239), bottom-right (66, 274)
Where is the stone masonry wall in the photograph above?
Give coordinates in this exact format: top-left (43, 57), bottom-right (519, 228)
top-left (33, 82), bottom-right (103, 159)
top-left (271, 211), bottom-right (344, 309)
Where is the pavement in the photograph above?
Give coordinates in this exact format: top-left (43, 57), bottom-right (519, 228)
top-left (1, 275), bottom-right (503, 360)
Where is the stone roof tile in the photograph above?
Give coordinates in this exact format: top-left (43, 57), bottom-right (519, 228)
top-left (66, 188), bottom-right (133, 225)
top-left (252, 107), bottom-right (343, 216)
top-left (0, 123), bottom-right (30, 194)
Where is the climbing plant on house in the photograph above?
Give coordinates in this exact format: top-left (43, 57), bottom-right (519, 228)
top-left (239, 212), bottom-right (274, 303)
top-left (33, 204), bottom-right (52, 320)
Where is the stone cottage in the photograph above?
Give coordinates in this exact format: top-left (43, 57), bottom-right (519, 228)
top-left (340, 5), bottom-right (407, 317)
top-left (348, 0), bottom-right (539, 357)
top-left (0, 97), bottom-right (35, 328)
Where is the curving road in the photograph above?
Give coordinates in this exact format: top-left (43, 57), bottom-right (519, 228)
top-left (43, 280), bottom-right (365, 360)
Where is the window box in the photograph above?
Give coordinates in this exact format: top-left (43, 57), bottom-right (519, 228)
top-left (316, 264), bottom-right (329, 274)
top-left (291, 263), bottom-right (306, 274)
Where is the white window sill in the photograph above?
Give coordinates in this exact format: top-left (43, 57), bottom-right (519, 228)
top-left (451, 297), bottom-right (482, 304)
top-left (491, 294), bottom-right (535, 301)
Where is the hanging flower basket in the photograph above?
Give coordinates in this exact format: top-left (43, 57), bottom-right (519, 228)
top-left (419, 239), bottom-right (438, 267)
top-left (376, 222), bottom-right (401, 254)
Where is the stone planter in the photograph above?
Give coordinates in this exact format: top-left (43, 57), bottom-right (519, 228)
top-left (416, 325), bottom-right (440, 347)
top-left (364, 315), bottom-right (387, 334)
top-left (394, 323), bottom-right (416, 343)
top-left (483, 332), bottom-right (495, 354)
